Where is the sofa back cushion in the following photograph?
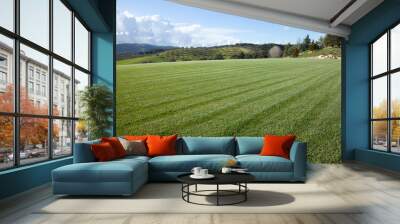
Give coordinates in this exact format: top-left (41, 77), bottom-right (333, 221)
top-left (236, 137), bottom-right (263, 155)
top-left (147, 135), bottom-right (178, 157)
top-left (91, 142), bottom-right (119, 161)
top-left (180, 137), bottom-right (235, 155)
top-left (73, 140), bottom-right (100, 163)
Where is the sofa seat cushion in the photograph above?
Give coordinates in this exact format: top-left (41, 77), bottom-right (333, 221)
top-left (149, 154), bottom-right (235, 172)
top-left (117, 155), bottom-right (150, 162)
top-left (236, 155), bottom-right (293, 172)
top-left (53, 159), bottom-right (147, 183)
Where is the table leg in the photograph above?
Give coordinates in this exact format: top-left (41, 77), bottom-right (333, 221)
top-left (217, 184), bottom-right (219, 206)
top-left (187, 184), bottom-right (190, 202)
top-left (245, 183), bottom-right (247, 201)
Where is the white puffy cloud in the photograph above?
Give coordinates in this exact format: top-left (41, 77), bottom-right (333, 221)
top-left (116, 10), bottom-right (242, 47)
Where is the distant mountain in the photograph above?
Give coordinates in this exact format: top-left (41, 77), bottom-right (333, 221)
top-left (116, 43), bottom-right (176, 60)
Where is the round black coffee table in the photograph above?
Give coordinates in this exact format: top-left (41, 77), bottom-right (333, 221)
top-left (177, 173), bottom-right (255, 206)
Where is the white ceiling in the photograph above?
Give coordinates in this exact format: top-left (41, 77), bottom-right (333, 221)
top-left (170, 0), bottom-right (384, 37)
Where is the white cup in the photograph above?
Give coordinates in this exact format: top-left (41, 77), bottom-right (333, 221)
top-left (221, 167), bottom-right (232, 174)
top-left (200, 169), bottom-right (208, 176)
top-left (191, 167), bottom-right (202, 176)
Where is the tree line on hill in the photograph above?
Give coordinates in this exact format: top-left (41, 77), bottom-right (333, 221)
top-left (116, 34), bottom-right (342, 63)
top-left (283, 34), bottom-right (342, 57)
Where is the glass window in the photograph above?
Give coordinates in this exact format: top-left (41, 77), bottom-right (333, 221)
top-left (53, 0), bottom-right (72, 60)
top-left (19, 117), bottom-right (49, 165)
top-left (75, 18), bottom-right (89, 70)
top-left (74, 69), bottom-right (89, 118)
top-left (53, 59), bottom-right (72, 117)
top-left (0, 116), bottom-right (14, 169)
top-left (75, 120), bottom-right (88, 143)
top-left (372, 121), bottom-right (388, 151)
top-left (28, 81), bottom-right (33, 94)
top-left (372, 33), bottom-right (387, 76)
top-left (391, 72), bottom-right (400, 118)
top-left (0, 35), bottom-right (14, 113)
top-left (0, 0), bottom-right (14, 31)
top-left (371, 25), bottom-right (400, 153)
top-left (0, 0), bottom-right (91, 170)
top-left (391, 120), bottom-right (400, 153)
top-left (372, 76), bottom-right (387, 119)
top-left (53, 119), bottom-right (72, 157)
top-left (20, 44), bottom-right (49, 115)
top-left (391, 24), bottom-right (400, 70)
top-left (20, 0), bottom-right (49, 49)
top-left (0, 55), bottom-right (7, 67)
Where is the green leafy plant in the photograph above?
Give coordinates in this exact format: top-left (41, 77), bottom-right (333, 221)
top-left (80, 84), bottom-right (113, 140)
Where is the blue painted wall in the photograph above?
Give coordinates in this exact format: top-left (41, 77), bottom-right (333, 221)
top-left (344, 0), bottom-right (400, 170)
top-left (0, 0), bottom-right (116, 200)
top-left (0, 158), bottom-right (72, 199)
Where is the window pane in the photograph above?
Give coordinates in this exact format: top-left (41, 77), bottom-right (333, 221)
top-left (20, 44), bottom-right (49, 115)
top-left (53, 59), bottom-right (72, 117)
top-left (391, 24), bottom-right (400, 70)
top-left (20, 117), bottom-right (49, 165)
top-left (0, 35), bottom-right (14, 112)
top-left (372, 76), bottom-right (387, 119)
top-left (75, 18), bottom-right (89, 70)
top-left (391, 72), bottom-right (400, 118)
top-left (0, 116), bottom-right (14, 170)
top-left (75, 120), bottom-right (88, 143)
top-left (53, 119), bottom-right (72, 157)
top-left (372, 33), bottom-right (387, 76)
top-left (74, 69), bottom-right (89, 118)
top-left (391, 120), bottom-right (400, 153)
top-left (0, 0), bottom-right (14, 31)
top-left (53, 0), bottom-right (72, 60)
top-left (20, 0), bottom-right (49, 49)
top-left (372, 121), bottom-right (388, 151)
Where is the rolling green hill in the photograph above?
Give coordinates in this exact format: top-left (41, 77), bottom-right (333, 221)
top-left (117, 58), bottom-right (341, 163)
top-left (117, 44), bottom-right (282, 65)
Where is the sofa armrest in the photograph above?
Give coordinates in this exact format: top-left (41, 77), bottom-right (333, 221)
top-left (289, 141), bottom-right (307, 182)
top-left (73, 140), bottom-right (100, 163)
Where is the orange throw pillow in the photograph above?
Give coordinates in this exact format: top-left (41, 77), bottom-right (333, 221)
top-left (101, 137), bottom-right (127, 158)
top-left (91, 142), bottom-right (117, 161)
top-left (260, 135), bottom-right (296, 159)
top-left (147, 135), bottom-right (177, 157)
top-left (124, 135), bottom-right (148, 141)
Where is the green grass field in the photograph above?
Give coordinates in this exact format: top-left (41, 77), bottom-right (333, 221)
top-left (117, 58), bottom-right (341, 163)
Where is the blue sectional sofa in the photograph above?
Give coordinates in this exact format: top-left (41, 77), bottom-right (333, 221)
top-left (52, 137), bottom-right (307, 196)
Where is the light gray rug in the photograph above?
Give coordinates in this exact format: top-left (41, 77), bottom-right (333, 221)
top-left (38, 183), bottom-right (362, 214)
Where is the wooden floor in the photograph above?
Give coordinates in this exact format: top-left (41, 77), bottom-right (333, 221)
top-left (1, 162), bottom-right (400, 224)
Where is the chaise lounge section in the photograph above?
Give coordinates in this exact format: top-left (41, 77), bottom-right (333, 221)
top-left (52, 136), bottom-right (307, 196)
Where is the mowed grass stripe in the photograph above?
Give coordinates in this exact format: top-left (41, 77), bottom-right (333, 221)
top-left (118, 60), bottom-right (303, 98)
top-left (117, 60), bottom-right (329, 114)
top-left (236, 66), bottom-right (340, 134)
top-left (117, 63), bottom-right (286, 107)
top-left (176, 67), bottom-right (337, 135)
top-left (119, 61), bottom-right (334, 130)
top-left (231, 70), bottom-right (338, 134)
top-left (130, 64), bottom-right (323, 115)
top-left (131, 75), bottom-right (301, 124)
top-left (122, 65), bottom-right (328, 133)
top-left (119, 64), bottom-right (328, 127)
top-left (117, 58), bottom-right (341, 163)
top-left (118, 59), bottom-right (324, 90)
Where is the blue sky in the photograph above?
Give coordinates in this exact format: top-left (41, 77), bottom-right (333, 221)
top-left (117, 0), bottom-right (324, 47)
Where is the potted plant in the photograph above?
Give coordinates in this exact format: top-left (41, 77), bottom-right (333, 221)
top-left (79, 84), bottom-right (113, 140)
